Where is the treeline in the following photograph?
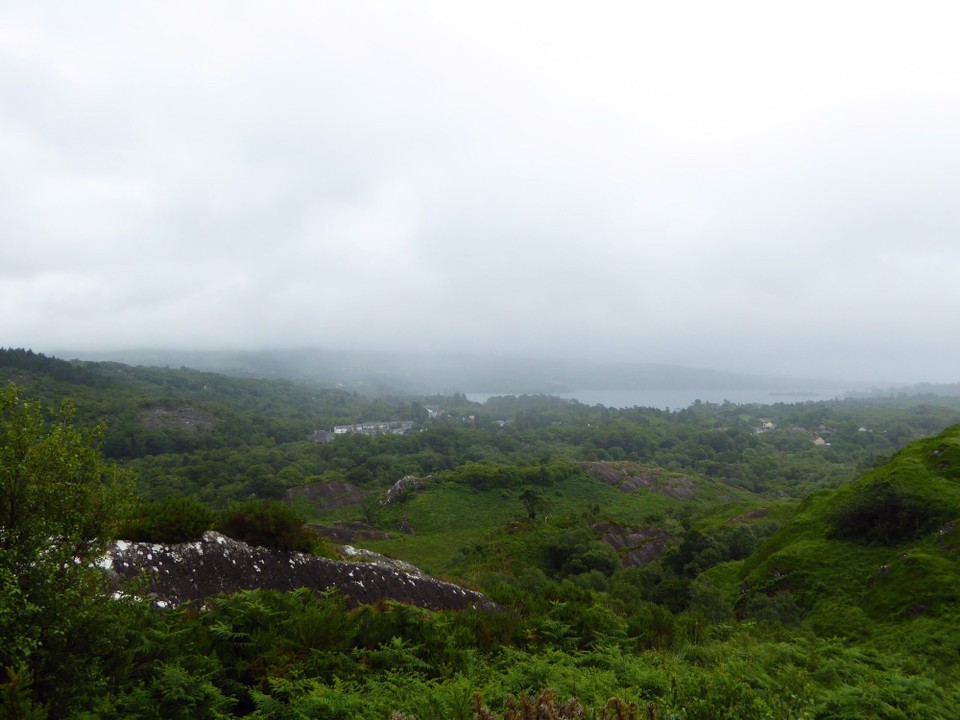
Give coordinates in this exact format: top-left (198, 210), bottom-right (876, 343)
top-left (133, 399), bottom-right (960, 504)
top-left (1, 350), bottom-right (417, 460)
top-left (0, 347), bottom-right (107, 386)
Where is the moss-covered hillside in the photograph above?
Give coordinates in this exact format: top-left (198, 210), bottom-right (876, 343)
top-left (740, 424), bottom-right (960, 632)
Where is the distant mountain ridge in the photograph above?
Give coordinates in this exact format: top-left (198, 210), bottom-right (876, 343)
top-left (59, 347), bottom-right (850, 397)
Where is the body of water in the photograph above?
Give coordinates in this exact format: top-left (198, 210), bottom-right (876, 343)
top-left (467, 387), bottom-right (847, 410)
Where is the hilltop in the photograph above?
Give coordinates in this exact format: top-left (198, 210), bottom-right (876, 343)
top-left (739, 425), bottom-right (960, 632)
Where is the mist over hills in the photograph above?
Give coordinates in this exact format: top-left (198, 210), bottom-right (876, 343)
top-left (61, 347), bottom-right (861, 398)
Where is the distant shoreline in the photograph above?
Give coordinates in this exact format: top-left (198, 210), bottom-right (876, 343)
top-left (467, 387), bottom-right (847, 410)
top-left (768, 391), bottom-right (825, 397)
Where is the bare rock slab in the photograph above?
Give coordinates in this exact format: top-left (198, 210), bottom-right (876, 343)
top-left (109, 532), bottom-right (496, 611)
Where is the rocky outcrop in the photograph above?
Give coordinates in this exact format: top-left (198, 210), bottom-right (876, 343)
top-left (138, 405), bottom-right (215, 433)
top-left (106, 532), bottom-right (496, 611)
top-left (729, 507), bottom-right (769, 523)
top-left (310, 521), bottom-right (392, 543)
top-left (578, 461), bottom-right (698, 500)
top-left (592, 522), bottom-right (675, 567)
top-left (339, 544), bottom-right (426, 578)
top-left (382, 475), bottom-right (427, 504)
top-left (286, 480), bottom-right (365, 510)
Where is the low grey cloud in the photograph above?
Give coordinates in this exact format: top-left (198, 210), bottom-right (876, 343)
top-left (2, 1), bottom-right (960, 382)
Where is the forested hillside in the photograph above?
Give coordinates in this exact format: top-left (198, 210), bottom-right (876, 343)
top-left (3, 349), bottom-right (960, 718)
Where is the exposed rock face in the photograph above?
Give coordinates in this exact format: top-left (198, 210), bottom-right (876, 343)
top-left (382, 475), bottom-right (427, 504)
top-left (729, 507), bottom-right (769, 523)
top-left (286, 480), bottom-right (364, 510)
top-left (592, 522), bottom-right (674, 567)
top-left (310, 521), bottom-right (392, 543)
top-left (578, 461), bottom-right (698, 500)
top-left (138, 405), bottom-right (215, 433)
top-left (107, 532), bottom-right (496, 611)
top-left (339, 544), bottom-right (426, 578)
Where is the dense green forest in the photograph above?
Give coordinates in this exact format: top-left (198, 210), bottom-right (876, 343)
top-left (2, 348), bottom-right (960, 718)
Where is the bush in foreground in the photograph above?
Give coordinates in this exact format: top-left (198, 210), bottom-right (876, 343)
top-left (119, 496), bottom-right (214, 543)
top-left (217, 498), bottom-right (334, 556)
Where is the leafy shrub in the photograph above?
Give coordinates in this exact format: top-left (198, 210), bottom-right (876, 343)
top-left (739, 591), bottom-right (802, 627)
top-left (687, 577), bottom-right (733, 623)
top-left (626, 602), bottom-right (675, 650)
top-left (545, 528), bottom-right (620, 578)
top-left (831, 477), bottom-right (940, 546)
top-left (806, 601), bottom-right (871, 640)
top-left (720, 524), bottom-right (760, 561)
top-left (217, 499), bottom-right (333, 555)
top-left (450, 460), bottom-right (579, 491)
top-left (119, 496), bottom-right (214, 543)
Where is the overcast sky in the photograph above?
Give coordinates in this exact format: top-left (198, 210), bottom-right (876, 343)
top-left (2, 1), bottom-right (959, 383)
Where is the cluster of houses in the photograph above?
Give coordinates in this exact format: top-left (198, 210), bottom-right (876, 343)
top-left (334, 420), bottom-right (414, 436)
top-left (754, 419), bottom-right (870, 447)
top-left (309, 408), bottom-right (509, 443)
top-left (311, 420), bottom-right (414, 442)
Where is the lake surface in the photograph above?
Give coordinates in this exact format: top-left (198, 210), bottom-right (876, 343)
top-left (467, 387), bottom-right (848, 410)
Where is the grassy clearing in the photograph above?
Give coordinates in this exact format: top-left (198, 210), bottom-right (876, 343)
top-left (359, 468), bottom-right (758, 573)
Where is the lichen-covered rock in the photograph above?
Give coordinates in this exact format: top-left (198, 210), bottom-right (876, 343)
top-left (108, 532), bottom-right (497, 611)
top-left (382, 475), bottom-right (427, 504)
top-left (339, 544), bottom-right (426, 578)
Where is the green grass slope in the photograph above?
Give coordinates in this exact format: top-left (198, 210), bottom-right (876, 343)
top-left (739, 424), bottom-right (960, 631)
top-left (348, 461), bottom-right (760, 575)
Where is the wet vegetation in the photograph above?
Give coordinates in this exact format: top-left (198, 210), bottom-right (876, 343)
top-left (3, 349), bottom-right (960, 718)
